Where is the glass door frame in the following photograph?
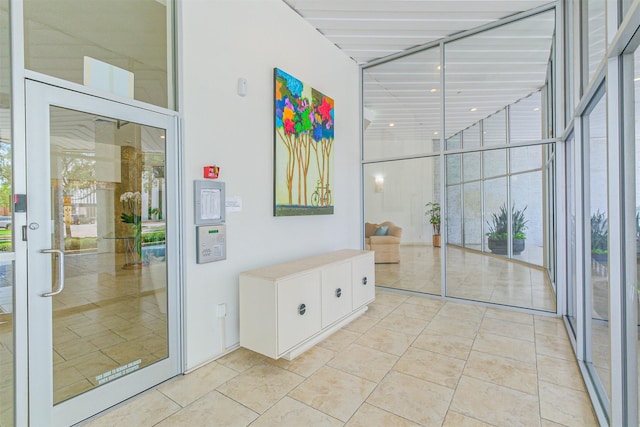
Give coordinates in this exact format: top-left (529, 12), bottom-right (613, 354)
top-left (25, 79), bottom-right (182, 427)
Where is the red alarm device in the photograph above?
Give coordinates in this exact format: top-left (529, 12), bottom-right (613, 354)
top-left (204, 166), bottom-right (220, 179)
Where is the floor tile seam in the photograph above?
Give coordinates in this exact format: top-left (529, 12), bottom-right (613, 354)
top-left (536, 379), bottom-right (600, 426)
top-left (279, 394), bottom-right (345, 425)
top-left (476, 326), bottom-right (536, 343)
top-left (347, 399), bottom-right (427, 427)
top-left (445, 409), bottom-right (502, 427)
top-left (285, 374), bottom-right (372, 424)
top-left (167, 388), bottom-right (260, 424)
top-left (408, 342), bottom-right (470, 362)
top-left (460, 364), bottom-right (540, 398)
top-left (374, 316), bottom-right (430, 336)
top-left (218, 374), bottom-right (295, 417)
top-left (476, 329), bottom-right (538, 346)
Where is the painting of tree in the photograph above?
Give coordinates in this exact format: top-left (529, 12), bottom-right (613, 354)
top-left (274, 68), bottom-right (334, 216)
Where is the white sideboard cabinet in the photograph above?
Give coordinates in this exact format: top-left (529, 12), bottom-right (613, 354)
top-left (239, 249), bottom-right (375, 360)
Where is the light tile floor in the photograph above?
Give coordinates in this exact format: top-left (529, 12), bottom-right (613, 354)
top-left (376, 245), bottom-right (556, 312)
top-left (82, 289), bottom-right (598, 427)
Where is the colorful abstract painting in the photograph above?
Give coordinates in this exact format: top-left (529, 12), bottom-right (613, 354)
top-left (274, 68), bottom-right (334, 216)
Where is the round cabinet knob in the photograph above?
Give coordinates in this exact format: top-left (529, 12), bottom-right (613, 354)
top-left (335, 288), bottom-right (342, 298)
top-left (362, 276), bottom-right (368, 285)
top-left (298, 303), bottom-right (306, 315)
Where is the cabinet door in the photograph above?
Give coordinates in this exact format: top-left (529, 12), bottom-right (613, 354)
top-left (352, 252), bottom-right (375, 308)
top-left (321, 262), bottom-right (353, 328)
top-left (277, 271), bottom-right (322, 354)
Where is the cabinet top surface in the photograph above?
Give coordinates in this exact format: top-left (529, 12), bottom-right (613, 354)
top-left (240, 249), bottom-right (372, 280)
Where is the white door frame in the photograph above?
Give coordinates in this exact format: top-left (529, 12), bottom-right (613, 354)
top-left (25, 79), bottom-right (182, 427)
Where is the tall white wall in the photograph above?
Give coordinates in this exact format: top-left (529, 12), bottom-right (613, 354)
top-left (180, 0), bottom-right (361, 369)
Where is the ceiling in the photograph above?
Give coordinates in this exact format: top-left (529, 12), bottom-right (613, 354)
top-left (284, 1), bottom-right (557, 152)
top-left (284, 0), bottom-right (555, 65)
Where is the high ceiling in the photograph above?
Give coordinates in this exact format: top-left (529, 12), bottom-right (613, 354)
top-left (284, 0), bottom-right (555, 65)
top-left (285, 1), bottom-right (557, 154)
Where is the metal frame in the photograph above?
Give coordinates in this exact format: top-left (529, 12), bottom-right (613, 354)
top-left (8, 0), bottom-right (185, 423)
top-left (361, 6), bottom-right (559, 309)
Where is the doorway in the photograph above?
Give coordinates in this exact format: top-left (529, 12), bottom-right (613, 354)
top-left (25, 80), bottom-right (180, 426)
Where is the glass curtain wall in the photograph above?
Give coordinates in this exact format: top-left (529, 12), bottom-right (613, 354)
top-left (562, 0), bottom-right (640, 423)
top-left (363, 9), bottom-right (556, 313)
top-left (585, 92), bottom-right (610, 401)
top-left (0, 1), bottom-right (13, 425)
top-left (443, 11), bottom-right (556, 311)
top-left (363, 47), bottom-right (442, 295)
top-left (634, 46), bottom-right (640, 427)
top-left (23, 0), bottom-right (175, 109)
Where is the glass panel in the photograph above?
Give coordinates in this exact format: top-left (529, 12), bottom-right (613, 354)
top-left (463, 152), bottom-right (480, 182)
top-left (483, 111), bottom-right (507, 147)
top-left (363, 47), bottom-right (440, 160)
top-left (364, 157), bottom-right (441, 295)
top-left (444, 11), bottom-right (555, 143)
top-left (509, 91), bottom-right (543, 143)
top-left (483, 177), bottom-right (508, 256)
top-left (447, 183), bottom-right (462, 246)
top-left (446, 154), bottom-right (461, 185)
top-left (447, 147), bottom-right (554, 311)
top-left (634, 47), bottom-right (640, 426)
top-left (50, 107), bottom-right (167, 404)
top-left (483, 150), bottom-right (506, 178)
top-left (587, 95), bottom-right (610, 400)
top-left (511, 171), bottom-right (544, 268)
top-left (447, 133), bottom-right (461, 150)
top-left (566, 135), bottom-right (577, 332)
top-left (463, 123), bottom-right (480, 149)
top-left (24, 0), bottom-right (174, 109)
top-left (585, 0), bottom-right (606, 85)
top-left (463, 182), bottom-right (482, 250)
top-left (0, 0), bottom-right (13, 425)
top-left (511, 145), bottom-right (542, 174)
top-left (0, 262), bottom-right (13, 427)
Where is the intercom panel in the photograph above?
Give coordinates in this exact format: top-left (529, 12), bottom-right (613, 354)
top-left (196, 225), bottom-right (227, 263)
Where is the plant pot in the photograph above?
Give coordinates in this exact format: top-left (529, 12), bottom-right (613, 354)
top-left (432, 234), bottom-right (441, 248)
top-left (487, 238), bottom-right (526, 255)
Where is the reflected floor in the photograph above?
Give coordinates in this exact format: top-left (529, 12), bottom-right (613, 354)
top-left (82, 289), bottom-right (598, 427)
top-left (376, 244), bottom-right (556, 312)
top-left (53, 252), bottom-right (168, 403)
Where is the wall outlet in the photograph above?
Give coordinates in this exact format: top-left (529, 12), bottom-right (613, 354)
top-left (216, 303), bottom-right (227, 318)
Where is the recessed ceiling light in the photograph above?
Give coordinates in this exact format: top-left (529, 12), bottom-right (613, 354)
top-left (160, 135), bottom-right (166, 139)
top-left (389, 123), bottom-right (395, 127)
top-left (635, 77), bottom-right (640, 82)
top-left (434, 131), bottom-right (439, 135)
top-left (436, 65), bottom-right (441, 70)
top-left (470, 107), bottom-right (478, 112)
top-left (430, 88), bottom-right (437, 93)
top-left (533, 107), bottom-right (540, 111)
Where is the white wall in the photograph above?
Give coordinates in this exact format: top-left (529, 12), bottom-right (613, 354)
top-left (180, 0), bottom-right (361, 369)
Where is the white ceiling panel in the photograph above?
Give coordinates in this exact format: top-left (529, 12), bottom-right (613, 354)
top-left (284, 0), bottom-right (554, 64)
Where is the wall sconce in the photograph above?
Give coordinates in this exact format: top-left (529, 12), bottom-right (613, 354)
top-left (374, 175), bottom-right (384, 193)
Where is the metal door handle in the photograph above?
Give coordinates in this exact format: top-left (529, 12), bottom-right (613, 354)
top-left (41, 249), bottom-right (64, 297)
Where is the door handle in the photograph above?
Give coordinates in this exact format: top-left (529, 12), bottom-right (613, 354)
top-left (40, 249), bottom-right (65, 297)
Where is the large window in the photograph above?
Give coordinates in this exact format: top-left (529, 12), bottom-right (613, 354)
top-left (585, 92), bottom-right (610, 401)
top-left (23, 0), bottom-right (175, 109)
top-left (363, 47), bottom-right (440, 160)
top-left (0, 1), bottom-right (13, 426)
top-left (362, 9), bottom-right (556, 312)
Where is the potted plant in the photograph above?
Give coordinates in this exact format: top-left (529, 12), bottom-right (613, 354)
top-left (591, 210), bottom-right (608, 263)
top-left (425, 201), bottom-right (441, 247)
top-left (486, 204), bottom-right (528, 255)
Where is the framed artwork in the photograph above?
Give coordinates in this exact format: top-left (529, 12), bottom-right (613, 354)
top-left (274, 68), bottom-right (334, 216)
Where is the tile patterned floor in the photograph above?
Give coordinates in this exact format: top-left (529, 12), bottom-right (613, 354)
top-left (376, 245), bottom-right (556, 312)
top-left (82, 290), bottom-right (598, 427)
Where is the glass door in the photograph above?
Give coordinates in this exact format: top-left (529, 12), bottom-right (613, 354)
top-left (25, 81), bottom-right (180, 426)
